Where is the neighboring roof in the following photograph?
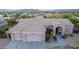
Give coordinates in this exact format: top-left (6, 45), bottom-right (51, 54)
top-left (9, 17), bottom-right (74, 33)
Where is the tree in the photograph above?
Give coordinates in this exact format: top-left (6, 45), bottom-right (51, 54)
top-left (15, 13), bottom-right (20, 18)
top-left (20, 13), bottom-right (31, 19)
top-left (4, 13), bottom-right (8, 17)
top-left (45, 28), bottom-right (53, 42)
top-left (72, 13), bottom-right (79, 17)
top-left (61, 13), bottom-right (73, 18)
top-left (46, 14), bottom-right (54, 18)
top-left (6, 18), bottom-right (16, 27)
top-left (53, 13), bottom-right (62, 18)
top-left (68, 15), bottom-right (78, 25)
top-left (0, 28), bottom-right (5, 33)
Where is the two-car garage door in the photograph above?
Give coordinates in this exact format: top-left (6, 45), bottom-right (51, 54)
top-left (12, 33), bottom-right (21, 40)
top-left (11, 32), bottom-right (43, 41)
top-left (27, 34), bottom-right (42, 41)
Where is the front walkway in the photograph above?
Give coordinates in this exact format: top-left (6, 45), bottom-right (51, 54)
top-left (55, 35), bottom-right (67, 46)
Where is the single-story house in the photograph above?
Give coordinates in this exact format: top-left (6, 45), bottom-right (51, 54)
top-left (7, 17), bottom-right (74, 41)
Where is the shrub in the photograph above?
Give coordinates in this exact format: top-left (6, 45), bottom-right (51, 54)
top-left (6, 17), bottom-right (17, 27)
top-left (50, 32), bottom-right (54, 39)
top-left (53, 36), bottom-right (57, 40)
top-left (45, 34), bottom-right (50, 42)
top-left (45, 28), bottom-right (54, 42)
top-left (47, 45), bottom-right (53, 49)
top-left (46, 14), bottom-right (53, 18)
top-left (20, 13), bottom-right (31, 19)
top-left (43, 16), bottom-right (47, 18)
top-left (69, 34), bottom-right (74, 37)
top-left (64, 34), bottom-right (68, 37)
top-left (0, 29), bottom-right (5, 33)
top-left (61, 35), bottom-right (66, 39)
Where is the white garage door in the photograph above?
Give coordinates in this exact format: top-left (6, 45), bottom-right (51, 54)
top-left (27, 34), bottom-right (42, 41)
top-left (13, 33), bottom-right (21, 40)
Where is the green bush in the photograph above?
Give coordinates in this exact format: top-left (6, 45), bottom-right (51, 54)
top-left (45, 33), bottom-right (50, 42)
top-left (46, 14), bottom-right (54, 18)
top-left (69, 34), bottom-right (74, 37)
top-left (45, 28), bottom-right (54, 42)
top-left (53, 36), bottom-right (57, 40)
top-left (0, 29), bottom-right (5, 33)
top-left (43, 16), bottom-right (47, 18)
top-left (61, 35), bottom-right (67, 39)
top-left (50, 32), bottom-right (54, 39)
top-left (6, 17), bottom-right (17, 27)
top-left (20, 13), bottom-right (31, 19)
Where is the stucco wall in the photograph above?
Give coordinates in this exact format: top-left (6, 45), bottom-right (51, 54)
top-left (65, 26), bottom-right (73, 35)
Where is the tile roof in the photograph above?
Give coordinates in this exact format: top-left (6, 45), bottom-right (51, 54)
top-left (9, 17), bottom-right (74, 32)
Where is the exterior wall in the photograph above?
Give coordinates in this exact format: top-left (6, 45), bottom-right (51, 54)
top-left (11, 33), bottom-right (15, 40)
top-left (65, 26), bottom-right (73, 35)
top-left (41, 33), bottom-right (45, 41)
top-left (53, 25), bottom-right (65, 35)
top-left (52, 24), bottom-right (73, 35)
top-left (11, 32), bottom-right (22, 40)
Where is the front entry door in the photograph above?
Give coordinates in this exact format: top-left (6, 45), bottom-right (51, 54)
top-left (56, 27), bottom-right (62, 35)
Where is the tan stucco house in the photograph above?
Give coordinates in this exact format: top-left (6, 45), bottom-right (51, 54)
top-left (7, 17), bottom-right (74, 41)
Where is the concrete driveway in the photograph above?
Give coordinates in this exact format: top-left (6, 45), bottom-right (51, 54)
top-left (6, 40), bottom-right (71, 49)
top-left (0, 38), bottom-right (11, 49)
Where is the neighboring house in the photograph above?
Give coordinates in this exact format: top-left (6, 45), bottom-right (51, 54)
top-left (0, 15), bottom-right (5, 27)
top-left (7, 17), bottom-right (74, 41)
top-left (0, 20), bottom-right (5, 27)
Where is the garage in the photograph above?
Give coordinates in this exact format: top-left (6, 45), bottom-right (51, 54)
top-left (26, 34), bottom-right (42, 41)
top-left (13, 33), bottom-right (21, 40)
top-left (10, 32), bottom-right (45, 41)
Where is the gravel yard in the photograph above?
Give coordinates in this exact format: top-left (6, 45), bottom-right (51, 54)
top-left (65, 33), bottom-right (79, 48)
